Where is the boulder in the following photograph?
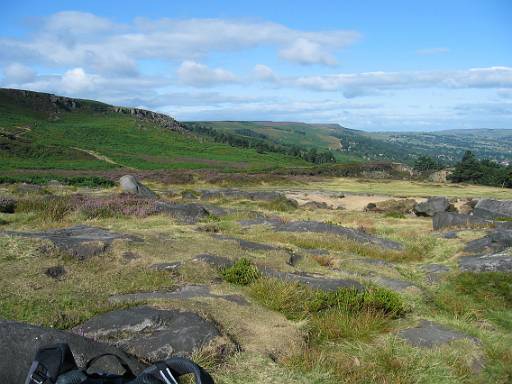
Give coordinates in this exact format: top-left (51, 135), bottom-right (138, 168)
top-left (3, 225), bottom-right (142, 260)
top-left (414, 197), bottom-right (454, 217)
top-left (464, 229), bottom-right (512, 255)
top-left (74, 306), bottom-right (224, 362)
top-left (271, 220), bottom-right (404, 251)
top-left (0, 197), bottom-right (16, 213)
top-left (459, 252), bottom-right (512, 272)
top-left (119, 175), bottom-right (157, 199)
top-left (473, 199), bottom-right (512, 219)
top-left (365, 199), bottom-right (417, 214)
top-left (399, 320), bottom-right (479, 348)
top-left (432, 212), bottom-right (487, 230)
top-left (0, 319), bottom-right (144, 384)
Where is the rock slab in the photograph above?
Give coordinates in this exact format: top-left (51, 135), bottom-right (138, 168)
top-left (459, 252), bottom-right (512, 272)
top-left (473, 199), bottom-right (512, 219)
top-left (0, 319), bottom-right (144, 384)
top-left (74, 306), bottom-right (222, 363)
top-left (272, 220), bottom-right (403, 251)
top-left (3, 225), bottom-right (141, 260)
top-left (432, 212), bottom-right (487, 230)
top-left (399, 320), bottom-right (479, 348)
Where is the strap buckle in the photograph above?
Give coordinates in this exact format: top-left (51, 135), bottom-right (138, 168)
top-left (26, 362), bottom-right (51, 384)
top-left (158, 367), bottom-right (179, 384)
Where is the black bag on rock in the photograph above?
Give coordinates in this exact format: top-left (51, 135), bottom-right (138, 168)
top-left (25, 343), bottom-right (214, 384)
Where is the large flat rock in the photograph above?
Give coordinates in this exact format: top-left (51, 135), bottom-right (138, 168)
top-left (2, 225), bottom-right (141, 260)
top-left (74, 306), bottom-right (224, 362)
top-left (432, 212), bottom-right (487, 230)
top-left (459, 252), bottom-right (512, 272)
top-left (399, 320), bottom-right (479, 348)
top-left (0, 319), bottom-right (144, 384)
top-left (271, 220), bottom-right (403, 251)
top-left (473, 199), bottom-right (512, 219)
top-left (464, 229), bottom-right (512, 255)
top-left (262, 269), bottom-right (365, 292)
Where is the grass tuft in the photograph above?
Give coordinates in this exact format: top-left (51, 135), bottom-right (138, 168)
top-left (221, 258), bottom-right (261, 285)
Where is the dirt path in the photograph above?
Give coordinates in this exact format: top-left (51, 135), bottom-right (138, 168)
top-left (72, 147), bottom-right (137, 170)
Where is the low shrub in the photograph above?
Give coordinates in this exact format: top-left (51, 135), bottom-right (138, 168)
top-left (221, 258), bottom-right (261, 285)
top-left (16, 193), bottom-right (161, 221)
top-left (0, 175), bottom-right (114, 188)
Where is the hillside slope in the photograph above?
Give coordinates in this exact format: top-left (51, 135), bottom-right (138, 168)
top-left (190, 121), bottom-right (512, 164)
top-left (0, 89), bottom-right (308, 171)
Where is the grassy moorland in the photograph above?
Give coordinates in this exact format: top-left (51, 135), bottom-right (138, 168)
top-left (0, 89), bottom-right (308, 172)
top-left (0, 177), bottom-right (511, 383)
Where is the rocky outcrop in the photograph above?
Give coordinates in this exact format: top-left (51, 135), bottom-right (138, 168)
top-left (459, 252), bottom-right (512, 272)
top-left (112, 107), bottom-right (184, 132)
top-left (473, 199), bottom-right (512, 219)
top-left (432, 212), bottom-right (487, 230)
top-left (74, 306), bottom-right (226, 362)
top-left (414, 197), bottom-right (455, 217)
top-left (3, 225), bottom-right (142, 260)
top-left (0, 319), bottom-right (144, 384)
top-left (119, 175), bottom-right (157, 199)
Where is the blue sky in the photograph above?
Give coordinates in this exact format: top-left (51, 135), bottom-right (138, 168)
top-left (1, 0), bottom-right (511, 131)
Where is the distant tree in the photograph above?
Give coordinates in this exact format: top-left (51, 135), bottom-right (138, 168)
top-left (449, 151), bottom-right (512, 188)
top-left (413, 155), bottom-right (443, 173)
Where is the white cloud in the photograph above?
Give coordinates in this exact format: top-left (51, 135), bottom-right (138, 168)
top-left (416, 47), bottom-right (450, 55)
top-left (177, 61), bottom-right (238, 87)
top-left (289, 66), bottom-right (512, 96)
top-left (279, 38), bottom-right (337, 66)
top-left (253, 64), bottom-right (277, 82)
top-left (0, 12), bottom-right (360, 74)
top-left (2, 63), bottom-right (35, 84)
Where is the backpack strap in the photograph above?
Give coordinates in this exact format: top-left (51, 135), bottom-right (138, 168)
top-left (25, 344), bottom-right (78, 384)
top-left (145, 357), bottom-right (214, 384)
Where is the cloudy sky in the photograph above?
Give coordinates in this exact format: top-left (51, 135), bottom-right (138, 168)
top-left (1, 0), bottom-right (511, 131)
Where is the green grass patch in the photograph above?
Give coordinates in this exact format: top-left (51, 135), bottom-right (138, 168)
top-left (434, 272), bottom-right (512, 329)
top-left (248, 278), bottom-right (406, 321)
top-left (221, 258), bottom-right (261, 285)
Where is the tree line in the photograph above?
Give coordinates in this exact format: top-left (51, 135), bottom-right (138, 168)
top-left (414, 152), bottom-right (512, 188)
top-left (184, 123), bottom-right (336, 164)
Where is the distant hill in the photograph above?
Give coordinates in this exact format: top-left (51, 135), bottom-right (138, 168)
top-left (189, 121), bottom-right (512, 165)
top-left (0, 89), bottom-right (308, 172)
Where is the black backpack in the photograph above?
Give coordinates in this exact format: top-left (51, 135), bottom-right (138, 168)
top-left (25, 343), bottom-right (215, 384)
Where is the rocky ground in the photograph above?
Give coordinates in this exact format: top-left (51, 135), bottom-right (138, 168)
top-left (0, 176), bottom-right (511, 384)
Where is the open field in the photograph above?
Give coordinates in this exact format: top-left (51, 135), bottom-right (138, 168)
top-left (1, 175), bottom-right (511, 383)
